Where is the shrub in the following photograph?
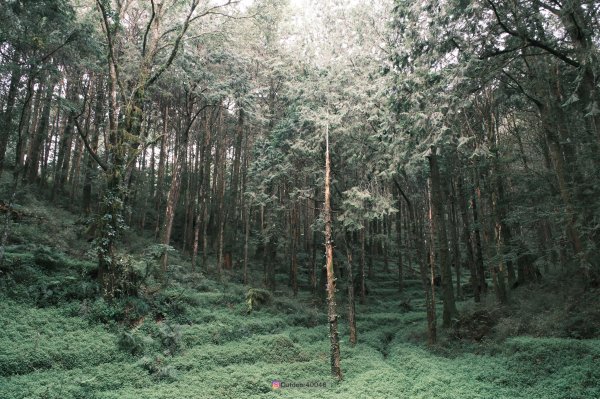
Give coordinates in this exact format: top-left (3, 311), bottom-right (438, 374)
top-left (138, 355), bottom-right (178, 382)
top-left (245, 288), bottom-right (272, 313)
top-left (118, 329), bottom-right (154, 356)
top-left (157, 323), bottom-right (183, 355)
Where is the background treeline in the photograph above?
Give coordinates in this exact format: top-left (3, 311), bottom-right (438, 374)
top-left (1, 0), bottom-right (599, 346)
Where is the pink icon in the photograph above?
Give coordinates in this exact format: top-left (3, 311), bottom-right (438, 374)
top-left (272, 380), bottom-right (281, 389)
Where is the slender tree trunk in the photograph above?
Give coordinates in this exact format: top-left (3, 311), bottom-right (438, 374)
top-left (420, 198), bottom-right (437, 346)
top-left (427, 146), bottom-right (458, 327)
top-left (396, 197), bottom-right (404, 292)
top-left (216, 110), bottom-right (226, 277)
top-left (53, 79), bottom-right (77, 197)
top-left (324, 120), bottom-right (342, 381)
top-left (201, 114), bottom-right (212, 272)
top-left (25, 80), bottom-right (54, 184)
top-left (243, 204), bottom-right (250, 285)
top-left (83, 78), bottom-right (104, 214)
top-left (13, 78), bottom-right (35, 182)
top-left (160, 149), bottom-right (184, 271)
top-left (346, 241), bottom-right (357, 346)
top-left (457, 176), bottom-right (480, 302)
top-left (43, 99), bottom-right (61, 189)
top-left (367, 222), bottom-right (374, 278)
top-left (493, 222), bottom-right (508, 304)
top-left (383, 218), bottom-right (389, 273)
top-left (311, 226), bottom-right (318, 295)
top-left (359, 222), bottom-right (367, 304)
top-left (0, 60), bottom-right (21, 175)
top-left (472, 170), bottom-right (487, 295)
top-left (449, 180), bottom-right (462, 299)
top-left (491, 123), bottom-right (516, 287)
top-left (154, 104), bottom-right (168, 237)
top-left (69, 132), bottom-right (84, 202)
top-left (290, 205), bottom-right (298, 296)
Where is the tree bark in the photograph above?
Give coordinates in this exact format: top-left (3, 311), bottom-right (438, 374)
top-left (396, 196), bottom-right (404, 292)
top-left (427, 146), bottom-right (458, 327)
top-left (324, 120), bottom-right (342, 380)
top-left (359, 222), bottom-right (367, 304)
top-left (0, 59), bottom-right (21, 175)
top-left (471, 169), bottom-right (487, 296)
top-left (346, 241), bottom-right (357, 346)
top-left (457, 175), bottom-right (480, 302)
top-left (83, 77), bottom-right (105, 214)
top-left (25, 80), bottom-right (54, 183)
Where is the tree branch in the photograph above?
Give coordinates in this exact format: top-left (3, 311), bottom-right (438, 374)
top-left (142, 0), bottom-right (156, 57)
top-left (392, 176), bottom-right (412, 211)
top-left (145, 0), bottom-right (200, 88)
top-left (501, 69), bottom-right (543, 108)
top-left (479, 44), bottom-right (527, 60)
top-left (95, 0), bottom-right (126, 96)
top-left (486, 0), bottom-right (580, 68)
top-left (74, 117), bottom-right (108, 172)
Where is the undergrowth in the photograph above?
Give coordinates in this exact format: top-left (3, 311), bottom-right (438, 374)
top-left (0, 192), bottom-right (599, 398)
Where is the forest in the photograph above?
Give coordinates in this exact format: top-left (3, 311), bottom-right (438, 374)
top-left (0, 0), bottom-right (599, 398)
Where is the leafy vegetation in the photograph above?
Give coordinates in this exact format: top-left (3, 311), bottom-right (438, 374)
top-left (1, 0), bottom-right (600, 397)
top-left (0, 196), bottom-right (598, 398)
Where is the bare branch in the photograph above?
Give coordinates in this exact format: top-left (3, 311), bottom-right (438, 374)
top-left (95, 0), bottom-right (126, 96)
top-left (145, 0), bottom-right (240, 88)
top-left (145, 0), bottom-right (201, 88)
top-left (142, 0), bottom-right (156, 57)
top-left (74, 117), bottom-right (108, 172)
top-left (501, 69), bottom-right (543, 108)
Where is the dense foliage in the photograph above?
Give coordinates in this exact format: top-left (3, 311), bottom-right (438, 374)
top-left (0, 0), bottom-right (599, 397)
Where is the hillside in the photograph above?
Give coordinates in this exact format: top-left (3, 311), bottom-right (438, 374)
top-left (1, 194), bottom-right (599, 399)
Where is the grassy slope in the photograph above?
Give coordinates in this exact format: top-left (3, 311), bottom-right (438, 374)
top-left (0, 194), bottom-right (599, 399)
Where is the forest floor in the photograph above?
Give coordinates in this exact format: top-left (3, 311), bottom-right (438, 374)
top-left (1, 190), bottom-right (599, 399)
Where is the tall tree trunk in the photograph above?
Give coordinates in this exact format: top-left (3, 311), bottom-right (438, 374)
top-left (367, 222), bottom-right (374, 278)
top-left (83, 77), bottom-right (104, 214)
top-left (457, 175), bottom-right (480, 302)
top-left (359, 222), bottom-right (367, 304)
top-left (216, 110), bottom-right (226, 276)
top-left (383, 218), bottom-right (390, 273)
top-left (0, 60), bottom-right (21, 175)
top-left (346, 240), bottom-right (357, 346)
top-left (311, 226), bottom-right (318, 295)
top-left (449, 180), bottom-right (462, 299)
top-left (324, 120), bottom-right (342, 381)
top-left (290, 205), bottom-right (298, 296)
top-left (396, 197), bottom-right (404, 292)
top-left (243, 204), bottom-right (250, 285)
top-left (160, 149), bottom-right (184, 271)
top-left (13, 80), bottom-right (35, 182)
top-left (420, 198), bottom-right (437, 346)
top-left (154, 104), bottom-right (168, 237)
top-left (25, 80), bottom-right (54, 184)
top-left (201, 114), bottom-right (212, 272)
top-left (53, 79), bottom-right (78, 198)
top-left (69, 132), bottom-right (85, 202)
top-left (427, 146), bottom-right (458, 327)
top-left (472, 169), bottom-right (487, 296)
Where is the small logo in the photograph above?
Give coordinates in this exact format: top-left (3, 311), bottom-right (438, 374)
top-left (272, 380), bottom-right (281, 390)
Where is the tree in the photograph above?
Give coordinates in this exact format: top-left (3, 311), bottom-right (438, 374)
top-left (323, 108), bottom-right (342, 381)
top-left (83, 0), bottom-right (237, 297)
